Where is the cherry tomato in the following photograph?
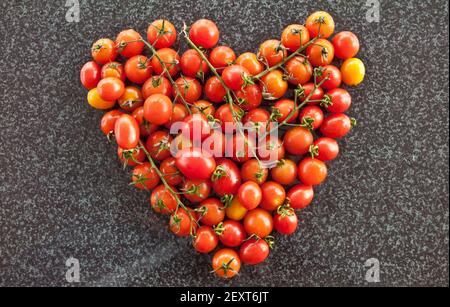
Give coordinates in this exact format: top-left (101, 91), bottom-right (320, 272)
top-left (142, 77), bottom-right (172, 99)
top-left (131, 162), bottom-right (160, 190)
top-left (193, 226), bottom-right (219, 253)
top-left (244, 208), bottom-right (273, 238)
top-left (281, 24), bottom-right (310, 52)
top-left (222, 64), bottom-right (250, 91)
top-left (215, 104), bottom-right (242, 132)
top-left (230, 133), bottom-right (255, 163)
top-left (212, 248), bottom-right (241, 279)
top-left (151, 48), bottom-right (180, 77)
top-left (314, 137), bottom-right (339, 161)
top-left (191, 100), bottom-right (216, 117)
top-left (178, 113), bottom-right (211, 144)
top-left (117, 146), bottom-right (146, 167)
top-left (243, 108), bottom-right (271, 135)
top-left (91, 38), bottom-right (117, 64)
top-left (101, 110), bottom-right (124, 135)
top-left (203, 130), bottom-right (226, 158)
top-left (274, 210), bottom-right (298, 235)
top-left (235, 52), bottom-right (264, 76)
top-left (241, 159), bottom-right (268, 185)
top-left (132, 106), bottom-right (159, 137)
top-left (180, 49), bottom-right (209, 78)
top-left (287, 184), bottom-right (314, 210)
top-left (101, 62), bottom-right (126, 81)
top-left (316, 65), bottom-right (342, 90)
top-left (151, 184), bottom-right (178, 214)
top-left (273, 99), bottom-right (298, 123)
top-left (124, 55), bottom-right (152, 84)
top-left (159, 157), bottom-right (183, 186)
top-left (189, 19), bottom-right (220, 49)
top-left (341, 58), bottom-right (365, 86)
top-left (238, 181), bottom-right (262, 210)
top-left (165, 103), bottom-right (190, 130)
top-left (80, 61), bottom-right (101, 89)
top-left (97, 77), bottom-right (125, 101)
top-left (285, 56), bottom-right (313, 85)
top-left (145, 130), bottom-right (172, 160)
top-left (260, 181), bottom-right (286, 211)
top-left (143, 94), bottom-right (173, 126)
top-left (209, 46), bottom-right (236, 72)
top-left (332, 31), bottom-right (360, 59)
top-left (182, 179), bottom-right (212, 203)
top-left (211, 158), bottom-right (241, 197)
top-left (199, 198), bottom-right (225, 226)
top-left (217, 220), bottom-right (246, 247)
top-left (283, 127), bottom-right (313, 155)
top-left (114, 114), bottom-right (140, 150)
top-left (299, 105), bottom-right (324, 130)
top-left (235, 84), bottom-right (262, 111)
top-left (271, 159), bottom-right (298, 186)
top-left (147, 19), bottom-right (177, 49)
top-left (225, 197), bottom-right (248, 221)
top-left (118, 86), bottom-right (143, 112)
top-left (300, 82), bottom-right (324, 103)
top-left (305, 11), bottom-right (335, 39)
top-left (116, 29), bottom-right (144, 58)
top-left (240, 238), bottom-right (270, 265)
top-left (258, 39), bottom-right (287, 67)
top-left (306, 38), bottom-right (334, 67)
top-left (204, 76), bottom-right (227, 103)
top-left (258, 136), bottom-right (285, 164)
top-left (260, 69), bottom-right (288, 100)
top-left (173, 76), bottom-right (202, 103)
top-left (298, 157), bottom-right (327, 186)
top-left (326, 88), bottom-right (352, 113)
top-left (170, 208), bottom-right (197, 237)
top-left (320, 113), bottom-right (352, 139)
top-left (175, 148), bottom-right (216, 180)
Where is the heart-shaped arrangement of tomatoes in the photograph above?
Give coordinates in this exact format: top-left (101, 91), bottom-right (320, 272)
top-left (80, 11), bottom-right (365, 279)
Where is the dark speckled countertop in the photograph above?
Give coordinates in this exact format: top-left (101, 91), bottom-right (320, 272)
top-left (0, 0), bottom-right (448, 287)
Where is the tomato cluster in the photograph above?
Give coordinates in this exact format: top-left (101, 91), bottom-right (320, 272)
top-left (80, 11), bottom-right (365, 279)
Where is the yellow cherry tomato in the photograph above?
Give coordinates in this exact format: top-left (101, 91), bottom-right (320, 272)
top-left (226, 197), bottom-right (248, 221)
top-left (341, 58), bottom-right (365, 86)
top-left (87, 88), bottom-right (116, 110)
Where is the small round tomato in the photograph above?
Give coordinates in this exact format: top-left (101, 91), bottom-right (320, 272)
top-left (124, 55), bottom-right (152, 84)
top-left (212, 248), bottom-right (241, 279)
top-left (204, 76), bottom-right (227, 103)
top-left (116, 29), bottom-right (144, 58)
top-left (182, 179), bottom-right (211, 203)
top-left (244, 208), bottom-right (273, 238)
top-left (80, 61), bottom-right (101, 89)
top-left (145, 130), bottom-right (172, 160)
top-left (101, 62), bottom-right (125, 81)
top-left (226, 197), bottom-right (248, 221)
top-left (299, 105), bottom-right (324, 130)
top-left (287, 184), bottom-right (314, 210)
top-left (235, 52), bottom-right (264, 76)
top-left (274, 210), bottom-right (298, 235)
top-left (211, 159), bottom-right (241, 197)
top-left (239, 238), bottom-right (270, 265)
top-left (167, 103), bottom-right (190, 131)
top-left (305, 11), bottom-right (335, 39)
top-left (341, 58), bottom-right (365, 86)
top-left (314, 137), bottom-right (339, 161)
top-left (203, 130), bottom-right (226, 158)
top-left (283, 127), bottom-right (313, 155)
top-left (222, 65), bottom-right (251, 91)
top-left (320, 113), bottom-right (352, 139)
top-left (235, 84), bottom-right (262, 111)
top-left (241, 159), bottom-right (268, 185)
top-left (285, 56), bottom-right (313, 85)
top-left (230, 133), bottom-right (256, 163)
top-left (217, 220), bottom-right (246, 247)
top-left (298, 157), bottom-right (327, 186)
top-left (131, 162), bottom-right (160, 190)
top-left (114, 114), bottom-right (140, 150)
top-left (258, 136), bottom-right (285, 164)
top-left (243, 108), bottom-right (271, 135)
top-left (117, 146), bottom-right (146, 167)
top-left (300, 82), bottom-right (324, 103)
top-left (260, 69), bottom-right (288, 100)
top-left (332, 31), bottom-right (360, 60)
top-left (91, 38), bottom-right (117, 64)
top-left (306, 38), bottom-right (334, 67)
top-left (326, 88), bottom-right (352, 113)
top-left (143, 94), bottom-right (173, 126)
top-left (258, 39), bottom-right (287, 67)
top-left (180, 49), bottom-right (209, 78)
top-left (170, 208), bottom-right (197, 237)
top-left (238, 181), bottom-right (262, 210)
top-left (189, 19), bottom-right (220, 49)
top-left (178, 113), bottom-right (210, 143)
top-left (191, 100), bottom-right (216, 117)
top-left (173, 76), bottom-right (202, 103)
top-left (160, 157), bottom-right (183, 186)
top-left (175, 148), bottom-right (216, 180)
top-left (97, 77), bottom-right (125, 101)
top-left (132, 106), bottom-right (159, 137)
top-left (151, 48), bottom-right (180, 77)
top-left (118, 86), bottom-right (143, 112)
top-left (260, 181), bottom-right (286, 211)
top-left (281, 24), bottom-right (310, 52)
top-left (142, 76), bottom-right (172, 99)
top-left (209, 46), bottom-right (236, 72)
top-left (316, 65), bottom-right (342, 90)
top-left (271, 159), bottom-right (298, 186)
top-left (193, 226), bottom-right (218, 254)
top-left (151, 184), bottom-right (178, 214)
top-left (101, 110), bottom-right (124, 135)
top-left (199, 198), bottom-right (225, 226)
top-left (147, 19), bottom-right (177, 49)
top-left (215, 104), bottom-right (242, 132)
top-left (273, 99), bottom-right (298, 123)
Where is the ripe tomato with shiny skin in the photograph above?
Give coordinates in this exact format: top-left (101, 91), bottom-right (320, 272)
top-left (258, 39), bottom-right (287, 67)
top-left (189, 19), bottom-right (220, 49)
top-left (320, 113), bottom-right (353, 139)
top-left (260, 181), bottom-right (286, 211)
top-left (124, 55), bottom-right (152, 84)
top-left (332, 31), bottom-right (360, 60)
top-left (316, 65), bottom-right (342, 90)
top-left (239, 238), bottom-right (270, 265)
top-left (298, 157), bottom-right (328, 186)
top-left (209, 46), bottom-right (236, 72)
top-left (117, 146), bottom-right (146, 167)
top-left (170, 208), bottom-right (197, 237)
top-left (283, 126), bottom-right (313, 155)
top-left (326, 88), bottom-right (352, 113)
top-left (212, 248), bottom-right (241, 279)
top-left (271, 159), bottom-right (298, 186)
top-left (241, 159), bottom-right (268, 185)
top-left (147, 19), bottom-right (177, 49)
top-left (193, 226), bottom-right (219, 254)
top-left (260, 69), bottom-right (288, 99)
top-left (143, 94), bottom-right (173, 126)
top-left (244, 208), bottom-right (273, 238)
top-left (274, 210), bottom-right (298, 235)
top-left (131, 162), bottom-right (160, 190)
top-left (91, 38), bottom-right (117, 64)
top-left (235, 52), bottom-right (264, 76)
top-left (151, 48), bottom-right (180, 77)
top-left (180, 49), bottom-right (209, 78)
top-left (285, 56), bottom-right (313, 85)
top-left (281, 24), bottom-right (310, 52)
top-left (97, 77), bottom-right (125, 101)
top-left (225, 197), bottom-right (248, 221)
top-left (217, 220), bottom-right (246, 247)
top-left (211, 158), bottom-right (242, 197)
top-left (151, 184), bottom-right (178, 214)
top-left (199, 198), bottom-right (225, 226)
top-left (80, 61), bottom-right (101, 89)
top-left (238, 181), bottom-right (262, 210)
top-left (175, 148), bottom-right (216, 180)
top-left (114, 114), bottom-right (140, 150)
top-left (305, 11), bottom-right (335, 39)
top-left (116, 29), bottom-right (144, 58)
top-left (314, 137), bottom-right (339, 161)
top-left (142, 76), bottom-right (173, 99)
top-left (159, 157), bottom-right (183, 186)
top-left (306, 38), bottom-right (334, 67)
top-left (145, 130), bottom-right (173, 161)
top-left (101, 62), bottom-right (126, 81)
top-left (182, 178), bottom-right (212, 203)
top-left (205, 76), bottom-right (227, 103)
top-left (299, 105), bottom-right (324, 130)
top-left (100, 110), bottom-right (124, 135)
top-left (173, 76), bottom-right (202, 103)
top-left (287, 184), bottom-right (314, 210)
top-left (118, 86), bottom-right (143, 112)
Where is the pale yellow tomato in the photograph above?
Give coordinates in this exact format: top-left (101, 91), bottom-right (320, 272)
top-left (341, 58), bottom-right (365, 86)
top-left (226, 197), bottom-right (248, 221)
top-left (87, 88), bottom-right (116, 110)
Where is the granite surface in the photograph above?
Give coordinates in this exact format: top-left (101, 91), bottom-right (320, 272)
top-left (0, 0), bottom-right (448, 287)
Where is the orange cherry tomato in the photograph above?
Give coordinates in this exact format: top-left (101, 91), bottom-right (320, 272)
top-left (241, 159), bottom-right (268, 185)
top-left (271, 159), bottom-right (298, 186)
top-left (209, 46), bottom-right (236, 72)
top-left (87, 88), bottom-right (115, 110)
top-left (306, 38), bottom-right (334, 67)
top-left (260, 69), bottom-right (288, 100)
top-left (244, 208), bottom-right (273, 238)
top-left (238, 181), bottom-right (262, 210)
top-left (225, 197), bottom-right (248, 221)
top-left (100, 110), bottom-right (124, 135)
top-left (212, 248), bottom-right (241, 279)
top-left (143, 94), bottom-right (173, 126)
top-left (285, 56), bottom-right (313, 85)
top-left (235, 52), bottom-right (264, 76)
top-left (101, 61), bottom-right (125, 81)
top-left (281, 24), bottom-right (310, 52)
top-left (298, 157), bottom-right (328, 186)
top-left (306, 11), bottom-right (335, 39)
top-left (260, 181), bottom-right (286, 211)
top-left (91, 38), bottom-right (117, 64)
top-left (118, 86), bottom-right (143, 112)
top-left (151, 48), bottom-right (180, 77)
top-left (97, 77), bottom-right (125, 101)
top-left (283, 126), bottom-right (313, 155)
top-left (199, 198), bottom-right (225, 226)
top-left (116, 29), bottom-right (145, 58)
top-left (142, 76), bottom-right (173, 99)
top-left (258, 39), bottom-right (287, 67)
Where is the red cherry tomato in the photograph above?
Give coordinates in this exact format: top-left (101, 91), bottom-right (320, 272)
top-left (235, 84), bottom-right (262, 111)
top-left (151, 184), bottom-right (178, 214)
top-left (180, 49), bottom-right (209, 78)
top-left (91, 38), bottom-right (117, 64)
top-left (320, 113), bottom-right (353, 139)
top-left (159, 157), bottom-right (183, 186)
top-left (114, 114), bottom-right (140, 150)
top-left (258, 39), bottom-right (287, 67)
top-left (170, 208), bottom-right (197, 237)
top-left (199, 198), bottom-right (225, 226)
top-left (316, 65), bottom-right (342, 90)
top-left (314, 137), bottom-right (339, 161)
top-left (131, 106), bottom-right (159, 137)
top-left (189, 19), bottom-right (220, 49)
top-left (241, 159), bottom-right (269, 185)
top-left (217, 220), bottom-right (246, 247)
top-left (260, 181), bottom-right (286, 211)
top-left (173, 76), bottom-right (202, 103)
top-left (175, 148), bottom-right (216, 180)
top-left (238, 181), bottom-right (262, 210)
top-left (80, 61), bottom-right (101, 89)
top-left (285, 56), bottom-right (313, 85)
top-left (243, 108), bottom-right (271, 135)
top-left (100, 110), bottom-right (124, 136)
top-left (116, 29), bottom-right (144, 58)
top-left (147, 19), bottom-right (177, 49)
top-left (205, 76), bottom-right (227, 103)
top-left (299, 105), bottom-right (324, 130)
top-left (215, 103), bottom-right (242, 132)
top-left (236, 52), bottom-right (264, 76)
top-left (239, 238), bottom-right (270, 265)
top-left (211, 158), bottom-right (242, 197)
top-left (145, 130), bottom-right (173, 161)
top-left (283, 127), bottom-right (313, 155)
top-left (332, 31), bottom-right (360, 60)
top-left (165, 103), bottom-right (189, 130)
top-left (151, 48), bottom-right (180, 77)
top-left (298, 157), bottom-right (327, 186)
top-left (142, 76), bottom-right (173, 99)
top-left (117, 146), bottom-right (146, 167)
top-left (301, 82), bottom-right (325, 103)
top-left (143, 94), bottom-right (173, 126)
top-left (97, 77), bottom-right (125, 101)
top-left (222, 65), bottom-right (250, 91)
top-left (209, 46), bottom-right (236, 72)
top-left (131, 162), bottom-right (160, 190)
top-left (244, 208), bottom-right (273, 238)
top-left (178, 113), bottom-right (211, 143)
top-left (273, 99), bottom-right (298, 123)
top-left (326, 88), bottom-right (352, 113)
top-left (274, 210), bottom-right (298, 235)
top-left (182, 179), bottom-right (212, 203)
top-left (193, 226), bottom-right (219, 254)
top-left (212, 248), bottom-right (241, 279)
top-left (124, 55), bottom-right (152, 84)
top-left (270, 159), bottom-right (298, 186)
top-left (287, 184), bottom-right (314, 210)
